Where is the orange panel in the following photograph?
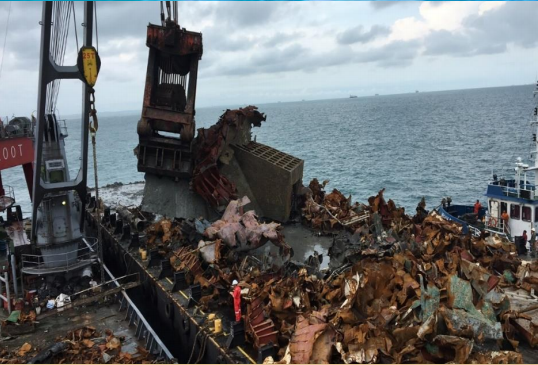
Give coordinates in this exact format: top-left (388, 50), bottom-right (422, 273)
top-left (0, 137), bottom-right (34, 170)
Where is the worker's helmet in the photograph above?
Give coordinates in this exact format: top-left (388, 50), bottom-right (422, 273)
top-left (533, 228), bottom-right (536, 232)
top-left (232, 280), bottom-right (238, 286)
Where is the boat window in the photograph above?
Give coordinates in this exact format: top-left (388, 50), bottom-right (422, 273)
top-left (523, 206), bottom-right (531, 222)
top-left (510, 204), bottom-right (520, 220)
top-left (535, 207), bottom-right (538, 222)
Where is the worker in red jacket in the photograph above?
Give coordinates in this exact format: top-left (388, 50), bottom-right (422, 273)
top-left (474, 200), bottom-right (482, 215)
top-left (232, 280), bottom-right (242, 322)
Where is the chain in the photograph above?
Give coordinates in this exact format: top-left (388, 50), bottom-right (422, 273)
top-left (89, 89), bottom-right (104, 284)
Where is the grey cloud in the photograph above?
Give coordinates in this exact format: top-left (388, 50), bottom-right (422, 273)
top-left (463, 2), bottom-right (538, 49)
top-left (356, 40), bottom-right (420, 67)
top-left (0, 2), bottom-right (42, 70)
top-left (336, 25), bottom-right (390, 45)
top-left (424, 30), bottom-right (474, 56)
top-left (203, 26), bottom-right (256, 52)
top-left (370, 1), bottom-right (406, 10)
top-left (424, 2), bottom-right (538, 58)
top-left (213, 2), bottom-right (290, 30)
top-left (205, 39), bottom-right (420, 78)
top-left (262, 32), bottom-right (303, 48)
top-left (424, 30), bottom-right (506, 57)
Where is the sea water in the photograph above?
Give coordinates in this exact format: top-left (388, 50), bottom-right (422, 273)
top-left (3, 84), bottom-right (535, 216)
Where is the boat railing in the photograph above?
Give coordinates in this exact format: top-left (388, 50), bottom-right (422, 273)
top-left (484, 214), bottom-right (509, 234)
top-left (488, 183), bottom-right (537, 201)
top-left (0, 185), bottom-right (15, 211)
top-left (21, 237), bottom-right (98, 273)
top-left (58, 119), bottom-right (68, 138)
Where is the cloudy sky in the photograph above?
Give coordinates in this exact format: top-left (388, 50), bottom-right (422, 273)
top-left (0, 1), bottom-right (537, 117)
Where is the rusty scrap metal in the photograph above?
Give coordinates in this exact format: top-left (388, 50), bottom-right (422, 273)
top-left (1, 327), bottom-right (161, 364)
top-left (230, 179), bottom-right (532, 363)
top-left (145, 217), bottom-right (182, 247)
top-left (192, 106), bottom-right (266, 208)
top-left (246, 296), bottom-right (279, 351)
top-left (133, 175), bottom-right (535, 363)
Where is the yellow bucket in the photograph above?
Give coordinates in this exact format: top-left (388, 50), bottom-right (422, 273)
top-left (214, 319), bottom-right (222, 334)
top-left (141, 249), bottom-right (147, 260)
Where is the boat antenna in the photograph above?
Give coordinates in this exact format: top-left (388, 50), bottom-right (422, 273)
top-left (0, 1), bottom-right (12, 85)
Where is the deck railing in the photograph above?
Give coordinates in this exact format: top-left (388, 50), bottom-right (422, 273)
top-left (488, 183), bottom-right (537, 201)
top-left (21, 237), bottom-right (98, 272)
top-left (484, 214), bottom-right (510, 235)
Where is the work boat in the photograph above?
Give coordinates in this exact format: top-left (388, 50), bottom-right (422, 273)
top-left (438, 81), bottom-right (538, 243)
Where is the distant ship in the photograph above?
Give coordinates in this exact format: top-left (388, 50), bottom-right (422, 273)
top-left (349, 95), bottom-right (358, 98)
top-left (415, 90), bottom-right (419, 93)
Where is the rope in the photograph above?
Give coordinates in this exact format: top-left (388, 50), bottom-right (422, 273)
top-left (187, 331), bottom-right (202, 364)
top-left (0, 1), bottom-right (12, 84)
top-left (195, 332), bottom-right (208, 364)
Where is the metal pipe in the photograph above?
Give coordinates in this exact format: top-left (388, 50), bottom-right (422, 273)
top-left (10, 254), bottom-right (18, 298)
top-left (5, 272), bottom-right (10, 313)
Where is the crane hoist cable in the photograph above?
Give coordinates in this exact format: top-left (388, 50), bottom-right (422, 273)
top-left (46, 1), bottom-right (74, 114)
top-left (0, 1), bottom-right (12, 85)
top-left (72, 1), bottom-right (79, 50)
top-left (94, 1), bottom-right (98, 52)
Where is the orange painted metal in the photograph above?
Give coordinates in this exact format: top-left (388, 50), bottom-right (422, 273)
top-left (0, 137), bottom-right (34, 170)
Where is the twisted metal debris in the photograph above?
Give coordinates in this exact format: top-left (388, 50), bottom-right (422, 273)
top-left (192, 106), bottom-right (266, 209)
top-left (0, 327), bottom-right (161, 364)
top-left (140, 178), bottom-right (537, 363)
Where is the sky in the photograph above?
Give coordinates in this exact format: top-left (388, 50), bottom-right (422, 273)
top-left (0, 1), bottom-right (537, 117)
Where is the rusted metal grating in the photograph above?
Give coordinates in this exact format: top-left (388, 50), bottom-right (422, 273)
top-left (234, 142), bottom-right (302, 173)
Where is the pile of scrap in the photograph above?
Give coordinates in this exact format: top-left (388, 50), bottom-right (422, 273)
top-left (145, 218), bottom-right (182, 249)
top-left (244, 180), bottom-right (534, 363)
top-left (141, 175), bottom-right (536, 363)
top-left (1, 310), bottom-right (37, 336)
top-left (192, 106), bottom-right (266, 209)
top-left (0, 327), bottom-right (160, 364)
top-left (164, 196), bottom-right (292, 308)
top-left (302, 179), bottom-right (370, 231)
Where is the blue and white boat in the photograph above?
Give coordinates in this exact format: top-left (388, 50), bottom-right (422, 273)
top-left (438, 81), bottom-right (538, 242)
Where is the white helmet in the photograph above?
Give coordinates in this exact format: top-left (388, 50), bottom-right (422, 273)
top-left (232, 280), bottom-right (238, 286)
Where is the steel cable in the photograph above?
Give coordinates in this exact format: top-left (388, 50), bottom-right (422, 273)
top-left (46, 1), bottom-right (73, 114)
top-left (0, 1), bottom-right (12, 85)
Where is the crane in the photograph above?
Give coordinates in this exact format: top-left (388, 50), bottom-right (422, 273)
top-left (135, 1), bottom-right (203, 178)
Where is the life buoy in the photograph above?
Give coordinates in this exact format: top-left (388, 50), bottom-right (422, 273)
top-left (488, 217), bottom-right (498, 228)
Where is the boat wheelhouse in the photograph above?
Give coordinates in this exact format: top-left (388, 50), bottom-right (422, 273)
top-left (484, 160), bottom-right (537, 239)
top-left (437, 81), bottom-right (538, 242)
